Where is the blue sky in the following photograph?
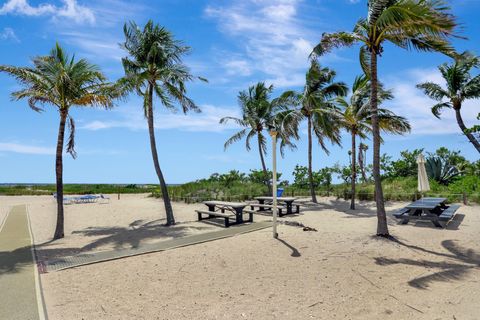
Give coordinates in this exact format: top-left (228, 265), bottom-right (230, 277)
top-left (0, 0), bottom-right (479, 184)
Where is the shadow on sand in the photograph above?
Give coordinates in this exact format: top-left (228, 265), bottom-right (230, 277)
top-left (374, 237), bottom-right (480, 289)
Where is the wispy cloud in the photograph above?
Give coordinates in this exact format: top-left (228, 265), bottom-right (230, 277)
top-left (0, 27), bottom-right (19, 42)
top-left (59, 31), bottom-right (123, 61)
top-left (80, 104), bottom-right (242, 133)
top-left (386, 68), bottom-right (479, 136)
top-left (0, 142), bottom-right (54, 155)
top-left (0, 0), bottom-right (95, 24)
top-left (205, 0), bottom-right (317, 87)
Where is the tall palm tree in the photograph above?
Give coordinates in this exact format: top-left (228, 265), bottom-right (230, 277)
top-left (279, 60), bottom-right (347, 203)
top-left (417, 52), bottom-right (480, 154)
top-left (0, 43), bottom-right (119, 239)
top-left (336, 75), bottom-right (411, 210)
top-left (121, 20), bottom-right (205, 226)
top-left (220, 82), bottom-right (295, 193)
top-left (358, 143), bottom-right (369, 182)
top-left (312, 0), bottom-right (459, 236)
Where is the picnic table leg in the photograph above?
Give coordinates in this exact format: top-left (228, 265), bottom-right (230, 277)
top-left (207, 204), bottom-right (215, 219)
top-left (286, 201), bottom-right (293, 215)
top-left (235, 208), bottom-right (244, 224)
top-left (258, 199), bottom-right (266, 211)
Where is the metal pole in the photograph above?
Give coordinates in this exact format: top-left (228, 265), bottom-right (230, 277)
top-left (270, 131), bottom-right (278, 239)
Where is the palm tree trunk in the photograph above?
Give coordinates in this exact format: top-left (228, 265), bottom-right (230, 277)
top-left (147, 83), bottom-right (175, 225)
top-left (257, 134), bottom-right (272, 195)
top-left (307, 115), bottom-right (317, 203)
top-left (359, 144), bottom-right (368, 183)
top-left (371, 52), bottom-right (389, 236)
top-left (350, 132), bottom-right (356, 210)
top-left (53, 109), bottom-right (67, 240)
top-left (454, 106), bottom-right (480, 153)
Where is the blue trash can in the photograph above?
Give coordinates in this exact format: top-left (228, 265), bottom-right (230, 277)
top-left (277, 188), bottom-right (284, 197)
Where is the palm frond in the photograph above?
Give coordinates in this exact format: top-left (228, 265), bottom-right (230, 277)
top-left (224, 129), bottom-right (248, 150)
top-left (66, 115), bottom-right (77, 159)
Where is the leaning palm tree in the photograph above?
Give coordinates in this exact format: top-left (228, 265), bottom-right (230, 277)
top-left (417, 52), bottom-right (480, 154)
top-left (220, 82), bottom-right (295, 193)
top-left (312, 0), bottom-right (459, 236)
top-left (0, 43), bottom-right (119, 239)
top-left (121, 20), bottom-right (205, 226)
top-left (336, 75), bottom-right (411, 210)
top-left (279, 60), bottom-right (347, 203)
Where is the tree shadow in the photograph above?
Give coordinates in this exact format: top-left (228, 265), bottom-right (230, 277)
top-left (276, 238), bottom-right (301, 257)
top-left (374, 239), bottom-right (480, 289)
top-left (35, 219), bottom-right (212, 262)
top-left (0, 246), bottom-right (34, 276)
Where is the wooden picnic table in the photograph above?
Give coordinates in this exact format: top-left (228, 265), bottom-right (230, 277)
top-left (197, 201), bottom-right (252, 227)
top-left (254, 197), bottom-right (299, 215)
top-left (395, 197), bottom-right (458, 228)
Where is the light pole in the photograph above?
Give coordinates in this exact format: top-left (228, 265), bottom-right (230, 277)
top-left (270, 130), bottom-right (278, 239)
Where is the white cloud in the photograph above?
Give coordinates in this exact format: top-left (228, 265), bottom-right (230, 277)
top-left (59, 31), bottom-right (123, 61)
top-left (205, 0), bottom-right (316, 87)
top-left (386, 68), bottom-right (479, 136)
top-left (0, 0), bottom-right (95, 24)
top-left (0, 27), bottom-right (19, 42)
top-left (80, 104), bottom-right (242, 133)
top-left (0, 142), bottom-right (54, 155)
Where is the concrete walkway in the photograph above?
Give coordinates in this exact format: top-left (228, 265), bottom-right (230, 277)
top-left (0, 205), bottom-right (46, 320)
top-left (43, 221), bottom-right (272, 272)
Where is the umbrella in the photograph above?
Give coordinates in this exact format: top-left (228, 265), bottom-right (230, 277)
top-left (417, 154), bottom-right (430, 193)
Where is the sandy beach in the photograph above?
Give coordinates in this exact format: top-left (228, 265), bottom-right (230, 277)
top-left (1, 194), bottom-right (479, 319)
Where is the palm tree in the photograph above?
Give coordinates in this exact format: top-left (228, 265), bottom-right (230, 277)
top-left (121, 20), bottom-right (205, 226)
top-left (279, 60), bottom-right (347, 203)
top-left (417, 52), bottom-right (480, 154)
top-left (0, 43), bottom-right (119, 239)
top-left (220, 82), bottom-right (295, 193)
top-left (358, 143), bottom-right (369, 182)
top-left (336, 75), bottom-right (411, 210)
top-left (312, 0), bottom-right (459, 236)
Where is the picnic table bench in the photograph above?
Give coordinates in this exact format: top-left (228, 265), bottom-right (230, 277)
top-left (196, 201), bottom-right (252, 228)
top-left (393, 197), bottom-right (460, 228)
top-left (253, 197), bottom-right (300, 216)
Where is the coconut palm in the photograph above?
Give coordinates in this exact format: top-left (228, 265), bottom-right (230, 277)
top-left (358, 143), bottom-right (369, 182)
top-left (220, 82), bottom-right (295, 192)
top-left (417, 52), bottom-right (480, 154)
top-left (278, 60), bottom-right (347, 203)
top-left (0, 43), bottom-right (119, 239)
top-left (121, 20), bottom-right (205, 226)
top-left (312, 0), bottom-right (459, 236)
top-left (336, 75), bottom-right (411, 210)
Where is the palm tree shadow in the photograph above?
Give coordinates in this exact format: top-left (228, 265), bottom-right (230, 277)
top-left (35, 219), bottom-right (212, 261)
top-left (276, 238), bottom-right (301, 257)
top-left (0, 246), bottom-right (34, 276)
top-left (374, 238), bottom-right (480, 289)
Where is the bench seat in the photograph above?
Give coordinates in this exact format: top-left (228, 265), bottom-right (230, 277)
top-left (196, 210), bottom-right (235, 227)
top-left (438, 204), bottom-right (460, 221)
top-left (393, 207), bottom-right (410, 218)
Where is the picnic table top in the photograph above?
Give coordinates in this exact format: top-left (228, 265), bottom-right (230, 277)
top-left (203, 201), bottom-right (247, 208)
top-left (406, 197), bottom-right (447, 210)
top-left (254, 196), bottom-right (297, 202)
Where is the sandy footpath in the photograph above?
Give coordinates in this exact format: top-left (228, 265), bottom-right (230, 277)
top-left (1, 195), bottom-right (479, 319)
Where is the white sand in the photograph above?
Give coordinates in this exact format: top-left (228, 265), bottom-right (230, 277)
top-left (1, 195), bottom-right (479, 319)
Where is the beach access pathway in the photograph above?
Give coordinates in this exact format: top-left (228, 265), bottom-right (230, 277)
top-left (0, 205), bottom-right (46, 320)
top-left (43, 221), bottom-right (272, 272)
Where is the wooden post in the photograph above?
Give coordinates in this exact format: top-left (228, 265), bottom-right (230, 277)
top-left (463, 192), bottom-right (468, 205)
top-left (117, 193), bottom-right (120, 200)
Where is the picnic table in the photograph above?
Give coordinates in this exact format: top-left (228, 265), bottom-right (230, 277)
top-left (196, 201), bottom-right (253, 228)
top-left (393, 197), bottom-right (460, 228)
top-left (253, 197), bottom-right (300, 216)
